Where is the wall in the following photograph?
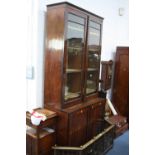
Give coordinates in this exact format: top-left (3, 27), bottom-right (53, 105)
top-left (26, 0), bottom-right (46, 110)
top-left (26, 0), bottom-right (128, 110)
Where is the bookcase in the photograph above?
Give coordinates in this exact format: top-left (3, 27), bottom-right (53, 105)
top-left (44, 2), bottom-right (103, 109)
top-left (44, 1), bottom-right (106, 148)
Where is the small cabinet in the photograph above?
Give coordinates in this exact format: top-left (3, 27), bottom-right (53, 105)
top-left (101, 60), bottom-right (113, 90)
top-left (26, 128), bottom-right (55, 155)
top-left (26, 109), bottom-right (57, 155)
top-left (44, 2), bottom-right (103, 109)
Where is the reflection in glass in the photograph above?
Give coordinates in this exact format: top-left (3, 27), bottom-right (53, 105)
top-left (65, 14), bottom-right (85, 101)
top-left (86, 71), bottom-right (98, 94)
top-left (88, 53), bottom-right (100, 69)
top-left (65, 73), bottom-right (81, 101)
top-left (89, 21), bottom-right (100, 29)
top-left (86, 22), bottom-right (101, 95)
top-left (68, 13), bottom-right (85, 25)
top-left (89, 28), bottom-right (100, 46)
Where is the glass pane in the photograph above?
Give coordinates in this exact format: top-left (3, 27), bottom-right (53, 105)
top-left (88, 27), bottom-right (100, 69)
top-left (89, 21), bottom-right (100, 30)
top-left (65, 73), bottom-right (82, 101)
top-left (89, 27), bottom-right (100, 47)
top-left (88, 53), bottom-right (100, 69)
top-left (86, 23), bottom-right (101, 95)
top-left (67, 22), bottom-right (84, 70)
top-left (65, 17), bottom-right (85, 101)
top-left (68, 13), bottom-right (85, 25)
top-left (86, 71), bottom-right (98, 94)
top-left (67, 22), bottom-right (84, 42)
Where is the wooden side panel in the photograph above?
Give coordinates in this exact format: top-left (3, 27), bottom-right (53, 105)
top-left (55, 111), bottom-right (69, 146)
top-left (112, 47), bottom-right (129, 121)
top-left (44, 105), bottom-right (69, 146)
top-left (26, 134), bottom-right (32, 155)
top-left (26, 133), bottom-right (55, 155)
top-left (44, 6), bottom-right (65, 108)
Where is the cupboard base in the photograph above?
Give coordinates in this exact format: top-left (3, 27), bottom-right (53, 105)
top-left (52, 121), bottom-right (115, 155)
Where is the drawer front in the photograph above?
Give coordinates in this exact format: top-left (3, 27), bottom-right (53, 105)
top-left (69, 108), bottom-right (88, 146)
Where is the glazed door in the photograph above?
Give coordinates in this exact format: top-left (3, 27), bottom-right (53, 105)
top-left (112, 47), bottom-right (129, 121)
top-left (64, 13), bottom-right (86, 103)
top-left (86, 20), bottom-right (101, 96)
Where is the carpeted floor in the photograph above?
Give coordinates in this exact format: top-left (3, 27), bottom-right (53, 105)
top-left (106, 130), bottom-right (129, 155)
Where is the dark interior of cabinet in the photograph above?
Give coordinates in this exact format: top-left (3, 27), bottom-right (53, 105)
top-left (65, 73), bottom-right (82, 101)
top-left (86, 71), bottom-right (98, 94)
top-left (67, 48), bottom-right (83, 69)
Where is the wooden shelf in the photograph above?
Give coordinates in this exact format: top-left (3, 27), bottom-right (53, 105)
top-left (87, 80), bottom-right (94, 85)
top-left (87, 68), bottom-right (98, 71)
top-left (66, 69), bottom-right (82, 73)
top-left (86, 88), bottom-right (96, 94)
top-left (26, 127), bottom-right (54, 139)
top-left (65, 92), bottom-right (80, 100)
top-left (89, 48), bottom-right (99, 52)
top-left (68, 46), bottom-right (82, 51)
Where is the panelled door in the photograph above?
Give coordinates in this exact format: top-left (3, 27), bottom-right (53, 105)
top-left (112, 47), bottom-right (129, 121)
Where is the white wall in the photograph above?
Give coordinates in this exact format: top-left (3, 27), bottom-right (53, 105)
top-left (26, 0), bottom-right (46, 110)
top-left (26, 0), bottom-right (128, 110)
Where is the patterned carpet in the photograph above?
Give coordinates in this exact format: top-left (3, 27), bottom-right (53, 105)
top-left (106, 130), bottom-right (129, 155)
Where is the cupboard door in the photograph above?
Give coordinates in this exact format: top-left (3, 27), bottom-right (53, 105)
top-left (64, 13), bottom-right (86, 102)
top-left (112, 47), bottom-right (129, 121)
top-left (86, 21), bottom-right (101, 95)
top-left (69, 108), bottom-right (87, 146)
top-left (87, 102), bottom-right (104, 141)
